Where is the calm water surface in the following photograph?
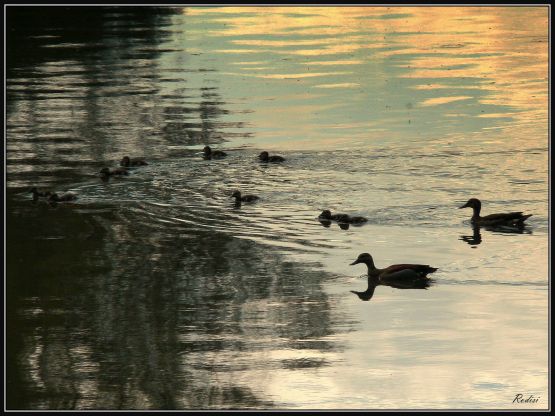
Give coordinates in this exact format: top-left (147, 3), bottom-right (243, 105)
top-left (6, 6), bottom-right (549, 410)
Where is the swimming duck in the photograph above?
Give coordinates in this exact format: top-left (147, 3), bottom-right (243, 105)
top-left (459, 198), bottom-right (532, 227)
top-left (29, 187), bottom-right (52, 201)
top-left (350, 253), bottom-right (437, 281)
top-left (99, 167), bottom-right (129, 177)
top-left (231, 190), bottom-right (259, 203)
top-left (318, 210), bottom-right (367, 224)
top-left (259, 151), bottom-right (285, 162)
top-left (203, 146), bottom-right (227, 160)
top-left (48, 192), bottom-right (77, 202)
top-left (120, 156), bottom-right (148, 167)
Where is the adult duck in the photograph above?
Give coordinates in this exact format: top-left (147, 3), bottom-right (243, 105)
top-left (350, 253), bottom-right (437, 281)
top-left (231, 190), bottom-right (259, 203)
top-left (259, 151), bottom-right (285, 162)
top-left (203, 146), bottom-right (227, 160)
top-left (120, 156), bottom-right (148, 167)
top-left (459, 198), bottom-right (532, 227)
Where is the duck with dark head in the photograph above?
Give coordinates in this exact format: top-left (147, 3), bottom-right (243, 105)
top-left (459, 198), bottom-right (532, 227)
top-left (350, 253), bottom-right (437, 281)
top-left (203, 146), bottom-right (227, 160)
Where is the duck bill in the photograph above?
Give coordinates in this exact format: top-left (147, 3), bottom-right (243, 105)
top-left (459, 202), bottom-right (469, 209)
top-left (349, 260), bottom-right (360, 265)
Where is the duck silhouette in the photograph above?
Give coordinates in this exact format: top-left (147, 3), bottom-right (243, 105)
top-left (231, 190), bottom-right (259, 205)
top-left (259, 151), bottom-right (285, 162)
top-left (319, 210), bottom-right (367, 225)
top-left (203, 146), bottom-right (227, 160)
top-left (459, 198), bottom-right (532, 227)
top-left (350, 253), bottom-right (437, 281)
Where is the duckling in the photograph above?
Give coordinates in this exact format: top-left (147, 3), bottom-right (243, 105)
top-left (120, 156), bottom-right (148, 167)
top-left (231, 190), bottom-right (259, 203)
top-left (318, 210), bottom-right (367, 224)
top-left (350, 253), bottom-right (437, 281)
top-left (48, 192), bottom-right (77, 202)
top-left (203, 146), bottom-right (227, 160)
top-left (318, 210), bottom-right (350, 223)
top-left (99, 167), bottom-right (129, 177)
top-left (259, 151), bottom-right (285, 163)
top-left (459, 198), bottom-right (532, 227)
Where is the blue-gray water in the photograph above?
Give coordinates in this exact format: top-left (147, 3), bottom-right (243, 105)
top-left (6, 6), bottom-right (549, 410)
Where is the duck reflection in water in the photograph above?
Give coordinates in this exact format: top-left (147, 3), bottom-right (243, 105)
top-left (459, 225), bottom-right (483, 247)
top-left (349, 253), bottom-right (436, 301)
top-left (459, 223), bottom-right (532, 247)
top-left (351, 274), bottom-right (433, 301)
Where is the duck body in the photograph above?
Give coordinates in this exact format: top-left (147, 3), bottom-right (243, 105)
top-left (350, 253), bottom-right (437, 282)
top-left (459, 198), bottom-right (532, 227)
top-left (231, 190), bottom-right (259, 203)
top-left (120, 156), bottom-right (148, 167)
top-left (99, 167), bottom-right (129, 177)
top-left (259, 151), bottom-right (285, 163)
top-left (203, 146), bottom-right (227, 160)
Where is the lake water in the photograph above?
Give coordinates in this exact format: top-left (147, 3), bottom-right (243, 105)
top-left (6, 6), bottom-right (549, 410)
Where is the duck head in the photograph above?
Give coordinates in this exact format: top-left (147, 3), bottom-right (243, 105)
top-left (231, 190), bottom-right (241, 199)
top-left (319, 210), bottom-right (332, 220)
top-left (350, 253), bottom-right (374, 266)
top-left (259, 151), bottom-right (269, 161)
top-left (99, 168), bottom-right (110, 176)
top-left (121, 156), bottom-right (131, 167)
top-left (459, 198), bottom-right (481, 210)
top-left (203, 146), bottom-right (212, 156)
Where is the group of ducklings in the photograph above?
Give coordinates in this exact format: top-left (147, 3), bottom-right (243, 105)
top-left (30, 146), bottom-right (533, 298)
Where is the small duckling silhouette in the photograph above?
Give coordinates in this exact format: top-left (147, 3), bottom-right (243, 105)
top-left (318, 210), bottom-right (367, 225)
top-left (231, 190), bottom-right (259, 204)
top-left (203, 146), bottom-right (227, 160)
top-left (259, 151), bottom-right (285, 162)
